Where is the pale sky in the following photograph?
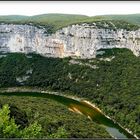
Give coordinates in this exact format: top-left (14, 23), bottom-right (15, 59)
top-left (0, 1), bottom-right (140, 17)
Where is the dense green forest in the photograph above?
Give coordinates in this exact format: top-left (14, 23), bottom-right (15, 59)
top-left (0, 48), bottom-right (139, 137)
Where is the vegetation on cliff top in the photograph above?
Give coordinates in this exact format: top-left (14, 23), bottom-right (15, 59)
top-left (0, 13), bottom-right (139, 33)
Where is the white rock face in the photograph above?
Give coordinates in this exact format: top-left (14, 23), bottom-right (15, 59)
top-left (0, 23), bottom-right (140, 58)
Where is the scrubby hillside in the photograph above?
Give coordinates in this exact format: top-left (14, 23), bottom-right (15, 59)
top-left (0, 14), bottom-right (88, 33)
top-left (97, 14), bottom-right (140, 25)
top-left (0, 13), bottom-right (139, 33)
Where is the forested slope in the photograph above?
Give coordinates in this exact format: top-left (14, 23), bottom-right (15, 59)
top-left (0, 48), bottom-right (139, 137)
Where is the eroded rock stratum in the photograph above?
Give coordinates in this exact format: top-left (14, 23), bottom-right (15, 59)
top-left (0, 23), bottom-right (140, 58)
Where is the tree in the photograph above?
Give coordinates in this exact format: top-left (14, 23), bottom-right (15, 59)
top-left (48, 127), bottom-right (69, 138)
top-left (0, 104), bottom-right (42, 138)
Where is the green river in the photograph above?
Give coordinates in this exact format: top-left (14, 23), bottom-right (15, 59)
top-left (0, 91), bottom-right (136, 139)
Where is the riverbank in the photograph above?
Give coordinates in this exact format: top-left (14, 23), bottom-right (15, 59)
top-left (78, 100), bottom-right (138, 139)
top-left (0, 86), bottom-right (138, 139)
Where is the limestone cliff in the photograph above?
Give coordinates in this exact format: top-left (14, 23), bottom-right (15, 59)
top-left (0, 22), bottom-right (140, 58)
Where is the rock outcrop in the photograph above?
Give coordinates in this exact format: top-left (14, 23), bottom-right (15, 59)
top-left (0, 23), bottom-right (140, 58)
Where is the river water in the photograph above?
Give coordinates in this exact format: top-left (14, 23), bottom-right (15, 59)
top-left (0, 91), bottom-right (136, 139)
